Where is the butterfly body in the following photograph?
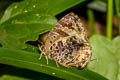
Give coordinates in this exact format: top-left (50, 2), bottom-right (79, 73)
top-left (39, 12), bottom-right (92, 68)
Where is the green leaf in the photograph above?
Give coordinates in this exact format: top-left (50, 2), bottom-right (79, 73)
top-left (0, 47), bottom-right (107, 80)
top-left (0, 0), bottom-right (86, 49)
top-left (0, 75), bottom-right (29, 80)
top-left (0, 68), bottom-right (62, 80)
top-left (112, 36), bottom-right (120, 59)
top-left (46, 0), bottom-right (86, 16)
top-left (0, 0), bottom-right (86, 23)
top-left (112, 36), bottom-right (120, 80)
top-left (0, 13), bottom-right (57, 49)
top-left (88, 34), bottom-right (119, 80)
top-left (23, 44), bottom-right (40, 53)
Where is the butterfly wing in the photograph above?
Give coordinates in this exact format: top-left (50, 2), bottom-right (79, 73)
top-left (44, 12), bottom-right (92, 68)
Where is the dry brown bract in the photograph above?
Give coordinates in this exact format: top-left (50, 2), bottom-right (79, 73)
top-left (38, 12), bottom-right (92, 69)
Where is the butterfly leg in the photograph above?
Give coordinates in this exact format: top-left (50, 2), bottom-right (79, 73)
top-left (45, 55), bottom-right (49, 64)
top-left (39, 53), bottom-right (43, 60)
top-left (38, 50), bottom-right (49, 64)
top-left (56, 61), bottom-right (59, 67)
top-left (38, 41), bottom-right (44, 52)
top-left (38, 44), bottom-right (44, 60)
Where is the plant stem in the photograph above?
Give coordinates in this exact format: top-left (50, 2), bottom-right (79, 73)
top-left (106, 0), bottom-right (113, 39)
top-left (87, 9), bottom-right (95, 35)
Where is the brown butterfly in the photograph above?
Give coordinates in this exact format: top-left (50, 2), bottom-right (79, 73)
top-left (38, 12), bottom-right (92, 69)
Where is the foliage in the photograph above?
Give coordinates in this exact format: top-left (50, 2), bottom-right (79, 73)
top-left (0, 0), bottom-right (120, 80)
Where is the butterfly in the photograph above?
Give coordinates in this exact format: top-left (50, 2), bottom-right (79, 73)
top-left (38, 12), bottom-right (92, 69)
